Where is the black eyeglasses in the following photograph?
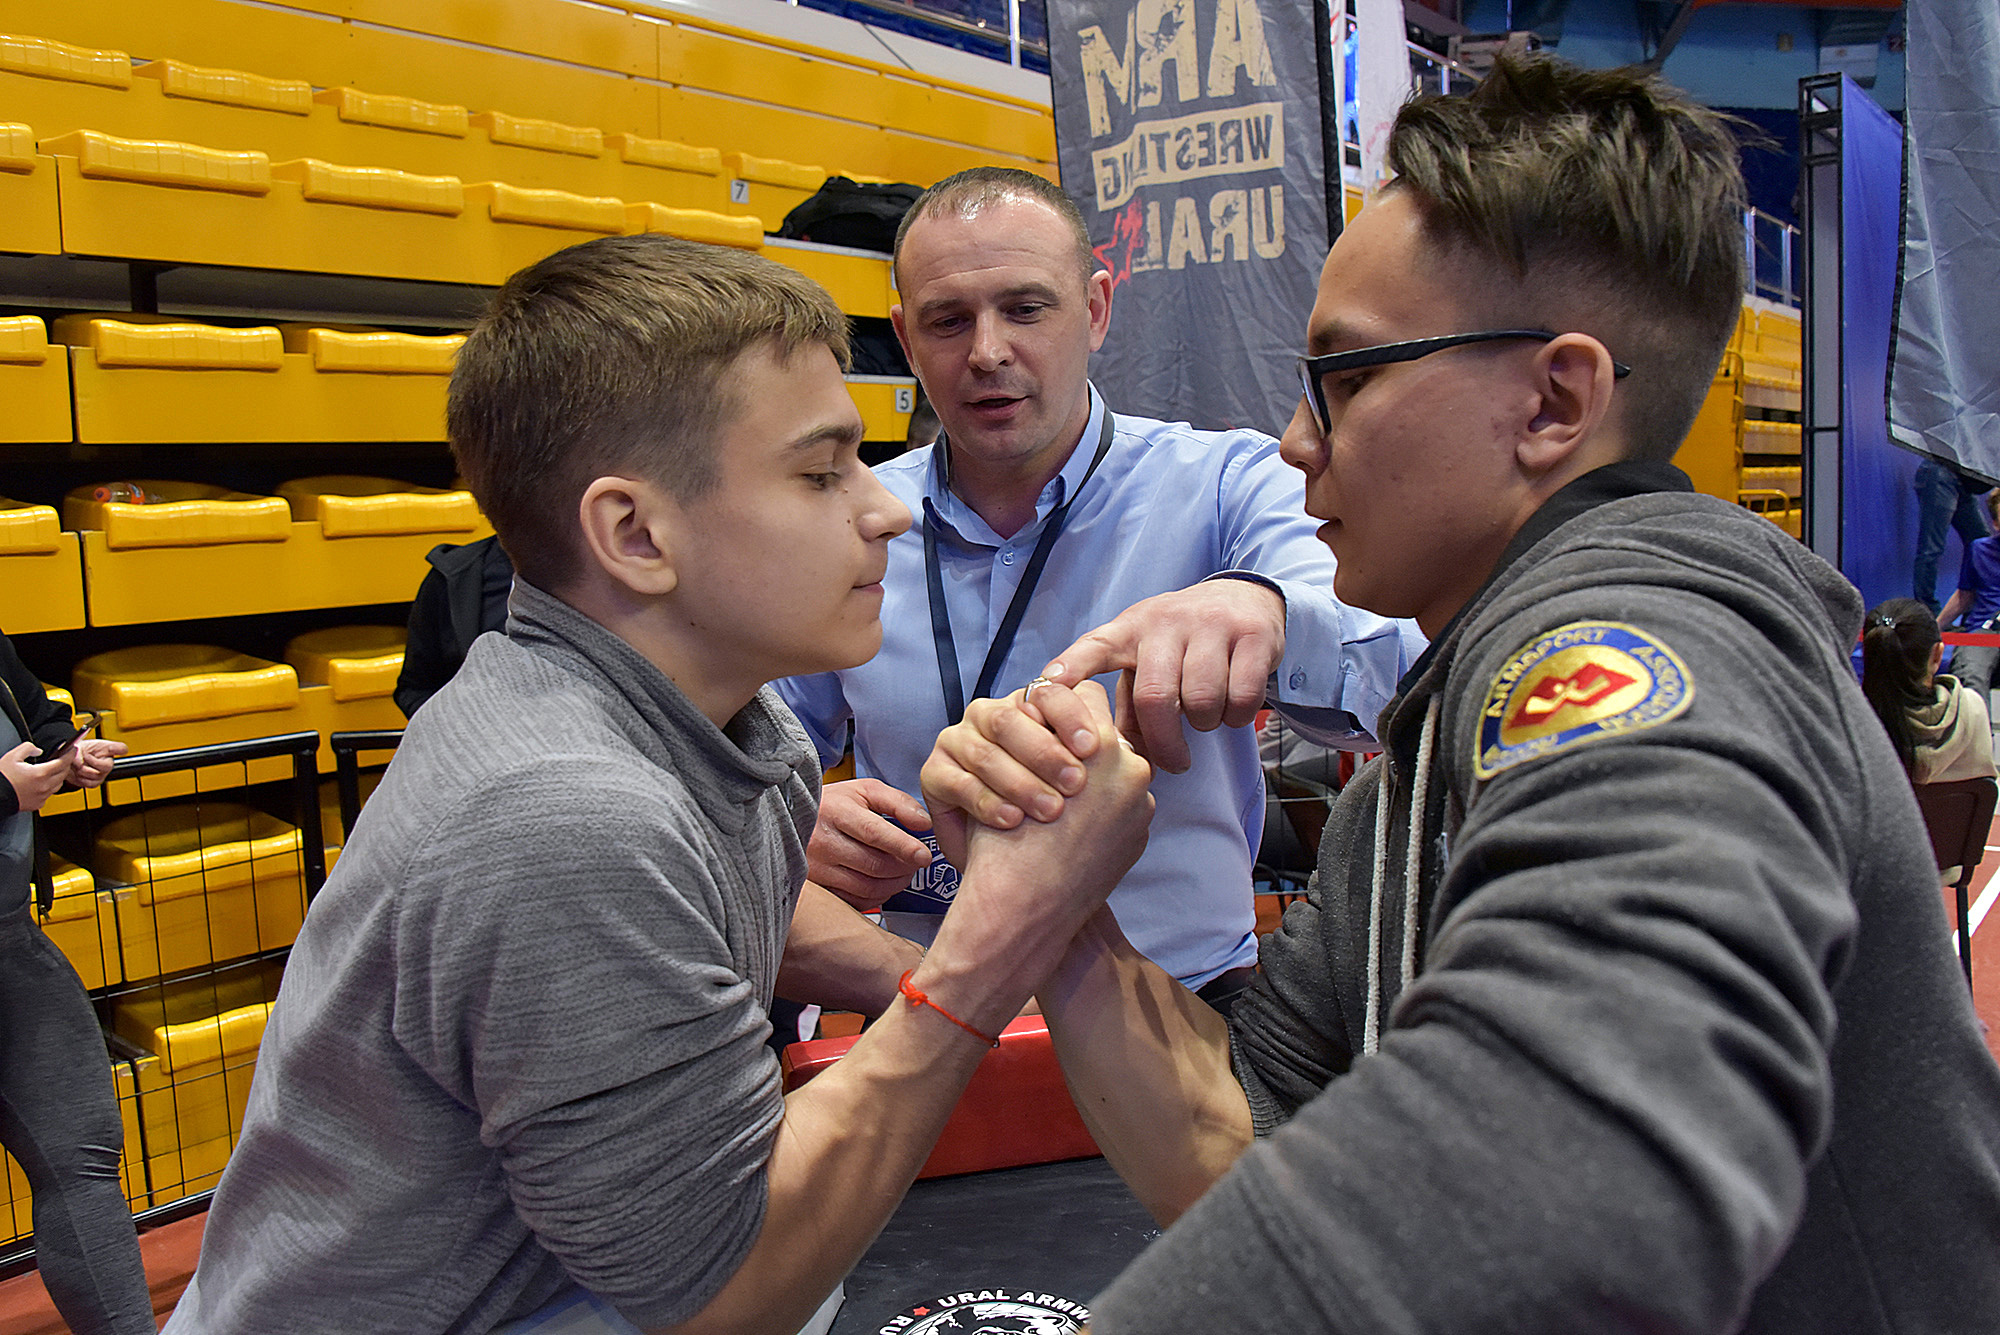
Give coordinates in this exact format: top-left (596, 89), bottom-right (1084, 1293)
top-left (1296, 329), bottom-right (1633, 438)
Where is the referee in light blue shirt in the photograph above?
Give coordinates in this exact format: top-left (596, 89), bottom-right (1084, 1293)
top-left (775, 168), bottom-right (1418, 1004)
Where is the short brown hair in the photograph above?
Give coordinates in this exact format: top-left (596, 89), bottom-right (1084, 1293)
top-left (448, 233), bottom-right (850, 590)
top-left (893, 167), bottom-right (1098, 290)
top-left (1386, 55), bottom-right (1749, 462)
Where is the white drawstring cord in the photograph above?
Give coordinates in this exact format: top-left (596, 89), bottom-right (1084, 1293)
top-left (1401, 697), bottom-right (1441, 996)
top-left (1363, 695), bottom-right (1441, 1056)
top-left (1362, 760), bottom-right (1392, 1056)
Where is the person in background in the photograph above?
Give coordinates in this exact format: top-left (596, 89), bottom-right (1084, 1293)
top-left (925, 55), bottom-right (2000, 1333)
top-left (0, 630), bottom-right (149, 1335)
top-left (394, 533), bottom-right (515, 719)
top-left (1861, 597), bottom-right (1996, 785)
top-left (1936, 486), bottom-right (2000, 714)
top-left (776, 167), bottom-right (1414, 1009)
top-left (1912, 455), bottom-right (1990, 612)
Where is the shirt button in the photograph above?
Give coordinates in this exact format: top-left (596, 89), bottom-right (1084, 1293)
top-left (1001, 550), bottom-right (1015, 565)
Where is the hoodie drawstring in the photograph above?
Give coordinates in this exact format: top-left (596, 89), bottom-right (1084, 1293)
top-left (1362, 694), bottom-right (1441, 1056)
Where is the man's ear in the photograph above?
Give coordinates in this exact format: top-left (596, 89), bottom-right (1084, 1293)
top-left (577, 474), bottom-right (679, 597)
top-left (889, 302), bottom-right (913, 365)
top-left (1518, 333), bottom-right (1619, 475)
top-left (1086, 268), bottom-right (1113, 352)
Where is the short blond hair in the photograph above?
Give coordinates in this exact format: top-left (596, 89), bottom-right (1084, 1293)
top-left (449, 234), bottom-right (850, 590)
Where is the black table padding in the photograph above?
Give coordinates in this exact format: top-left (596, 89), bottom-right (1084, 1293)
top-left (830, 1157), bottom-right (1161, 1333)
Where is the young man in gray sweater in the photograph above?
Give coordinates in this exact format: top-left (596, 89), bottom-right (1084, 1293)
top-left (165, 234), bottom-right (1155, 1335)
top-left (927, 55), bottom-right (2000, 1334)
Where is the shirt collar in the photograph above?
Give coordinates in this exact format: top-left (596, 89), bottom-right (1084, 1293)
top-left (928, 384), bottom-right (1109, 543)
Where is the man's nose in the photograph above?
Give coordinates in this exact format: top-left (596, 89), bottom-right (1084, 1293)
top-left (1278, 397), bottom-right (1326, 475)
top-left (861, 474), bottom-right (913, 542)
top-left (968, 312), bottom-right (1010, 371)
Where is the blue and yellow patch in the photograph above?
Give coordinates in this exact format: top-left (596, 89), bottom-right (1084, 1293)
top-left (1475, 621), bottom-right (1693, 779)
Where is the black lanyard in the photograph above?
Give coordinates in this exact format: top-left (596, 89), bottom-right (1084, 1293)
top-left (924, 410), bottom-right (1116, 725)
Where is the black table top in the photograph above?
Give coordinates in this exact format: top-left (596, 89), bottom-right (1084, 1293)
top-left (829, 1157), bottom-right (1161, 1335)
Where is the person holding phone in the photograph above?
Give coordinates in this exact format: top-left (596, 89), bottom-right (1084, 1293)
top-left (0, 628), bottom-right (152, 1335)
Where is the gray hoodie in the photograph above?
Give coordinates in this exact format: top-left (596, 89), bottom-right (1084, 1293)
top-left (169, 581), bottom-right (818, 1334)
top-left (1096, 462), bottom-right (2000, 1335)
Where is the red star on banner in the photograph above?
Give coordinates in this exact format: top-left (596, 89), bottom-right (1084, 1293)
top-left (1092, 200), bottom-right (1146, 292)
top-left (912, 1307), bottom-right (930, 1316)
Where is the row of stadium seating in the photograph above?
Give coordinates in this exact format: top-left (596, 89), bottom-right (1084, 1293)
top-left (1676, 300), bottom-right (1806, 538)
top-left (0, 0), bottom-right (1055, 185)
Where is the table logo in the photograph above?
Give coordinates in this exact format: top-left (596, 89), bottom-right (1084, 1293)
top-left (905, 829), bottom-right (962, 904)
top-left (876, 1290), bottom-right (1089, 1335)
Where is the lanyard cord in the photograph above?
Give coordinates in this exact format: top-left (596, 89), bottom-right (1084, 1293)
top-left (924, 410), bottom-right (1116, 726)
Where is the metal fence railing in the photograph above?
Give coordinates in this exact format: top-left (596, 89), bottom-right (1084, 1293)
top-left (796, 0), bottom-right (1049, 69)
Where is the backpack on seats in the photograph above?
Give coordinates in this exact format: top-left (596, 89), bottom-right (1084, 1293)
top-left (777, 176), bottom-right (923, 253)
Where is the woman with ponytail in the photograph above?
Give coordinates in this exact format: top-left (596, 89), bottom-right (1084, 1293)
top-left (1860, 597), bottom-right (1996, 782)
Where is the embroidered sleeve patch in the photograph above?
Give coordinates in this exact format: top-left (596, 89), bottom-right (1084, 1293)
top-left (1475, 621), bottom-right (1694, 779)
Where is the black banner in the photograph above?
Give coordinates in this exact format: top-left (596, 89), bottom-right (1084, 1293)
top-left (1049, 0), bottom-right (1336, 435)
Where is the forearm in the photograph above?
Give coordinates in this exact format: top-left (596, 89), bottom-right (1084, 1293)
top-left (659, 904), bottom-right (1046, 1335)
top-left (1039, 910), bottom-right (1252, 1225)
top-left (775, 882), bottom-right (923, 1016)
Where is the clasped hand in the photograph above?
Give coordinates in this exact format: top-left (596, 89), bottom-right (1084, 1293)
top-left (802, 578), bottom-right (1281, 907)
top-left (920, 680), bottom-right (1155, 963)
top-left (920, 579), bottom-right (1285, 834)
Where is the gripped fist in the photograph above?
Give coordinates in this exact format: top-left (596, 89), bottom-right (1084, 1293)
top-left (948, 679), bottom-right (1154, 939)
top-left (920, 683), bottom-right (1096, 861)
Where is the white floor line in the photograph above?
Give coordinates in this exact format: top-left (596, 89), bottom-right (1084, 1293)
top-left (1969, 878), bottom-right (2000, 938)
top-left (1952, 854), bottom-right (2000, 961)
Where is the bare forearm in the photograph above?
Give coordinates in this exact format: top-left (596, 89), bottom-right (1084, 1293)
top-left (652, 994), bottom-right (992, 1335)
top-left (776, 882), bottom-right (923, 1016)
top-left (662, 866), bottom-right (1093, 1335)
top-left (1039, 911), bottom-right (1254, 1225)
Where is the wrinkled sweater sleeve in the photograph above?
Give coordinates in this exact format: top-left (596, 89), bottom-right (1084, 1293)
top-left (392, 762), bottom-right (786, 1329)
top-left (1095, 586), bottom-right (1865, 1335)
top-left (1225, 766), bottom-right (1375, 1131)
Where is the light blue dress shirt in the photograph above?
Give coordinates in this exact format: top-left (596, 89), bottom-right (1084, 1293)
top-left (776, 387), bottom-right (1417, 988)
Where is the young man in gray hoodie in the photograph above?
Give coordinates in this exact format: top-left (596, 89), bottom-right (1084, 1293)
top-left (166, 234), bottom-right (1155, 1335)
top-left (926, 55), bottom-right (2000, 1334)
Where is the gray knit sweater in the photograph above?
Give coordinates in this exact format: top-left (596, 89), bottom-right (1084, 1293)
top-left (166, 581), bottom-right (818, 1334)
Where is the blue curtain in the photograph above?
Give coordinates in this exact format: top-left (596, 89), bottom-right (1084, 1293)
top-left (1839, 82), bottom-right (1917, 611)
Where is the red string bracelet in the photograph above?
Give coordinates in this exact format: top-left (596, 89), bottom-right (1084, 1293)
top-left (897, 970), bottom-right (1001, 1048)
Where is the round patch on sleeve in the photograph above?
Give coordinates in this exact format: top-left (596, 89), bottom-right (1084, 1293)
top-left (1475, 621), bottom-right (1694, 779)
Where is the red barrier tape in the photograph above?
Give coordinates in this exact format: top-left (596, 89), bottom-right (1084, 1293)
top-left (1861, 631), bottom-right (2000, 647)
